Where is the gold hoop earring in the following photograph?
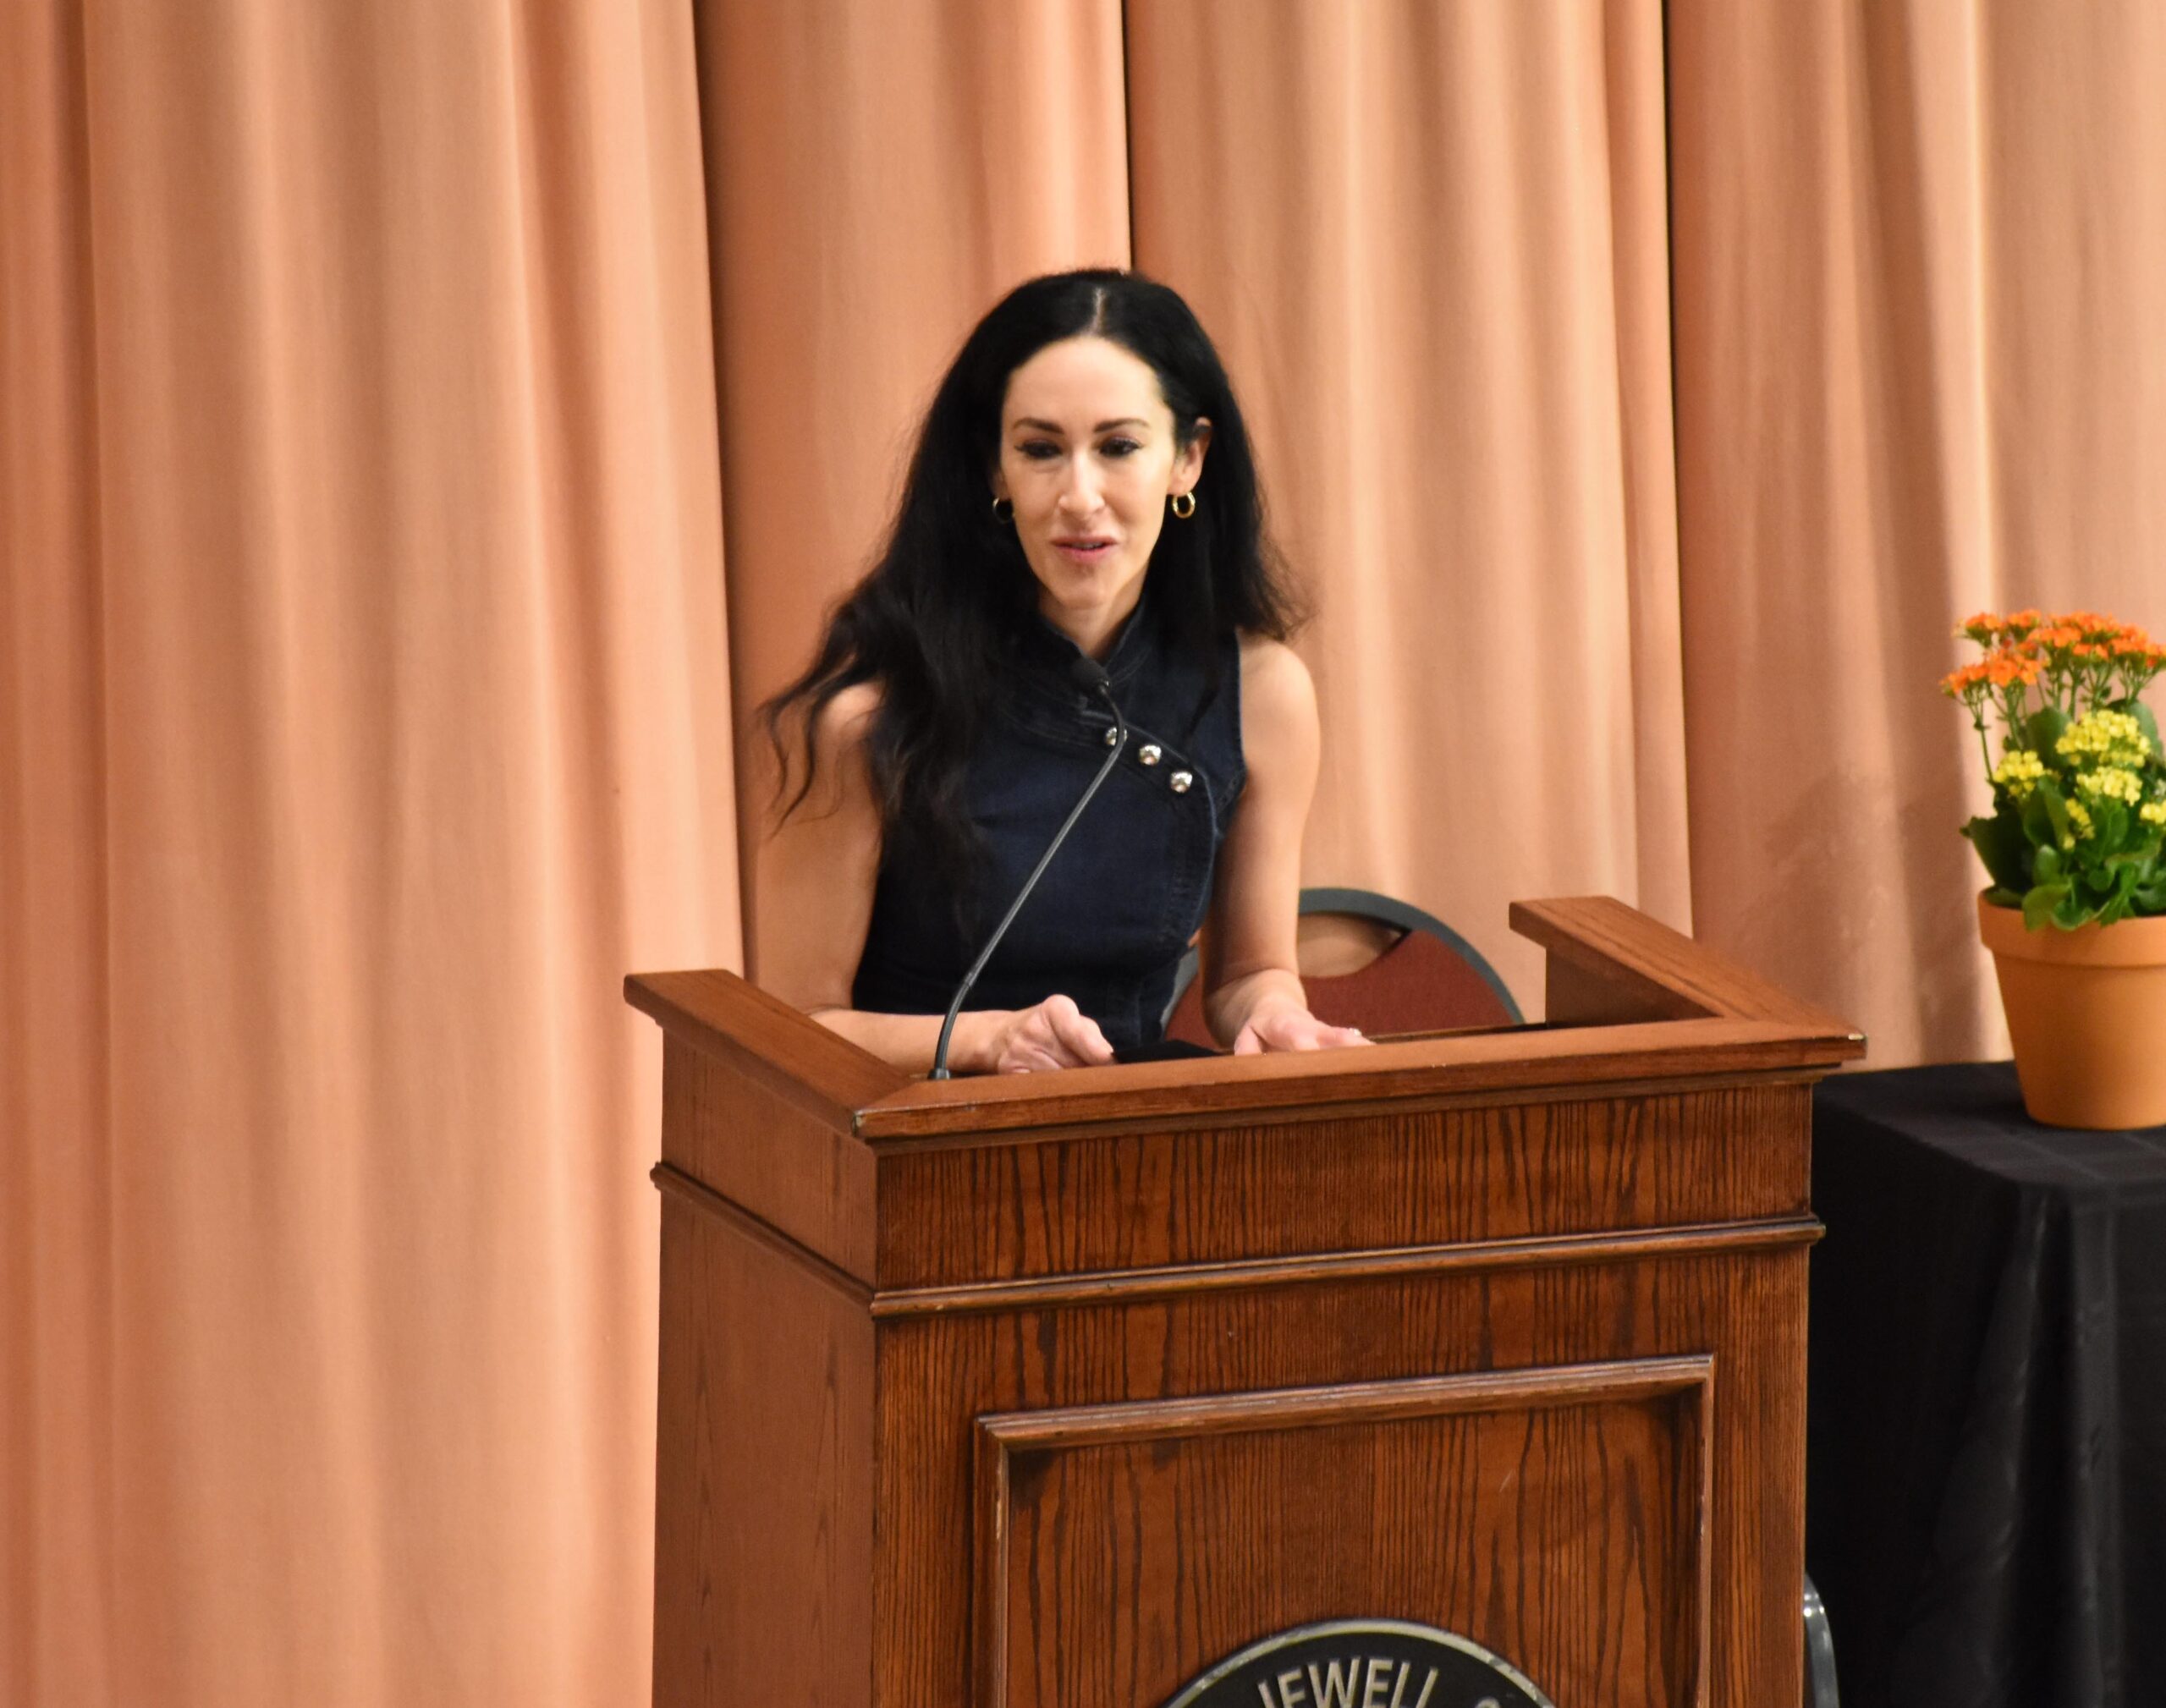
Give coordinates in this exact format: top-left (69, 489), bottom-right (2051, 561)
top-left (992, 496), bottom-right (1014, 523)
top-left (1169, 491), bottom-right (1196, 520)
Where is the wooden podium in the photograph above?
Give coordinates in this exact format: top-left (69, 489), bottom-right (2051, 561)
top-left (626, 898), bottom-right (1863, 1708)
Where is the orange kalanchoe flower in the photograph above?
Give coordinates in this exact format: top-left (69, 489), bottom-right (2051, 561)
top-left (1948, 604), bottom-right (2159, 698)
top-left (2046, 610), bottom-right (2126, 645)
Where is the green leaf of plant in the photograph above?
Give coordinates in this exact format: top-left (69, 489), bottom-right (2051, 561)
top-left (1963, 811), bottom-right (2033, 889)
top-left (2020, 787), bottom-right (2062, 850)
top-left (2037, 780), bottom-right (2073, 846)
top-left (2054, 887), bottom-right (2096, 930)
top-left (2024, 881), bottom-right (2072, 931)
top-left (2033, 842), bottom-right (2064, 883)
top-left (2026, 706), bottom-right (2071, 758)
top-left (1986, 885), bottom-right (2026, 908)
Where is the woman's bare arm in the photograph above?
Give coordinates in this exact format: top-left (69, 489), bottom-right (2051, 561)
top-left (755, 686), bottom-right (1113, 1074)
top-left (1200, 636), bottom-right (1368, 1053)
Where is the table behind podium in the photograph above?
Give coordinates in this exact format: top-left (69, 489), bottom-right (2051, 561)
top-left (625, 897), bottom-right (1863, 1708)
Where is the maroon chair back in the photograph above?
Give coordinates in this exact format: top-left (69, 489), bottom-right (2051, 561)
top-left (1162, 896), bottom-right (1520, 1048)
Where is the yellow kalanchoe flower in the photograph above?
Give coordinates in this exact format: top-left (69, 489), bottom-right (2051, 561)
top-left (2058, 708), bottom-right (2152, 770)
top-left (2145, 801), bottom-right (2166, 827)
top-left (1992, 750), bottom-right (2048, 799)
top-left (2066, 799), bottom-right (2095, 843)
top-left (2078, 766), bottom-right (2146, 805)
top-left (1983, 744), bottom-right (2036, 800)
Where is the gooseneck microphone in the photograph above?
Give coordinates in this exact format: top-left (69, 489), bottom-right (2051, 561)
top-left (928, 656), bottom-right (1130, 1079)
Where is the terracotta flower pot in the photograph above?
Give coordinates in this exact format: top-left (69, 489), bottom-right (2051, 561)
top-left (1977, 891), bottom-right (2166, 1129)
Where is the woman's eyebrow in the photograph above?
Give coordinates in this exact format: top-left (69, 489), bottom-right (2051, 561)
top-left (1011, 417), bottom-right (1149, 434)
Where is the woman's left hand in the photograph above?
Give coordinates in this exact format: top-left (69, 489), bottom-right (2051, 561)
top-left (1231, 1003), bottom-right (1371, 1056)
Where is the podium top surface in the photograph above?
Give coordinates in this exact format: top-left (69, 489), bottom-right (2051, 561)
top-left (625, 897), bottom-right (1865, 1142)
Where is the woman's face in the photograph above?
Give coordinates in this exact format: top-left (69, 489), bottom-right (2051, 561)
top-left (993, 336), bottom-right (1209, 658)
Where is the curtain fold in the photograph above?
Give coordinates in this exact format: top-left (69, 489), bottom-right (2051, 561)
top-left (1126, 0), bottom-right (1690, 1007)
top-left (1, 6), bottom-right (113, 1702)
top-left (2, 3), bottom-right (734, 1702)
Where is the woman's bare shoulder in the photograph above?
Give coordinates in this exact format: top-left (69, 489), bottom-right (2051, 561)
top-left (1236, 633), bottom-right (1317, 739)
top-left (774, 681), bottom-right (883, 820)
top-left (811, 680), bottom-right (883, 754)
top-left (801, 679), bottom-right (883, 775)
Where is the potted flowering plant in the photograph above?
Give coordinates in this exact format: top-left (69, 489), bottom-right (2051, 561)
top-left (1943, 609), bottom-right (2166, 1127)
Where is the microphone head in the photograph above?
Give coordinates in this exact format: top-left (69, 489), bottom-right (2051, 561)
top-left (1069, 657), bottom-right (1111, 695)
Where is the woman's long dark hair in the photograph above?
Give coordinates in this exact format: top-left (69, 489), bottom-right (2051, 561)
top-left (763, 268), bottom-right (1303, 896)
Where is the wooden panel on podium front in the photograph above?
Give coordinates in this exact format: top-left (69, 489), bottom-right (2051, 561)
top-left (629, 897), bottom-right (1864, 1708)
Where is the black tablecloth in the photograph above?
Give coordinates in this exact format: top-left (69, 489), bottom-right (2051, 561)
top-left (1808, 1063), bottom-right (2166, 1708)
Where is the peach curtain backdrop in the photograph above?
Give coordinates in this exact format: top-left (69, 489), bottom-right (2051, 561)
top-left (8, 2), bottom-right (2166, 1705)
top-left (1668, 0), bottom-right (2166, 1066)
top-left (3, 2), bottom-right (735, 1704)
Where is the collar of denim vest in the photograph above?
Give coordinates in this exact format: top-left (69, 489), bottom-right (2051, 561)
top-left (1009, 586), bottom-right (1162, 710)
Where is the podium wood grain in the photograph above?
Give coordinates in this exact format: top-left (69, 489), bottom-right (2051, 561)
top-left (974, 1359), bottom-right (1712, 1708)
top-left (633, 897), bottom-right (1862, 1708)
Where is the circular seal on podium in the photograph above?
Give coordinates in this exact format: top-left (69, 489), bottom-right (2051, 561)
top-left (1160, 1619), bottom-right (1556, 1708)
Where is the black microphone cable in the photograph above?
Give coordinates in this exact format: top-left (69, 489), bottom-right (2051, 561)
top-left (929, 656), bottom-right (1130, 1079)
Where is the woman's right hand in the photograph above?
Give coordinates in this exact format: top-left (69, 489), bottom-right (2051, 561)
top-left (968, 994), bottom-right (1116, 1074)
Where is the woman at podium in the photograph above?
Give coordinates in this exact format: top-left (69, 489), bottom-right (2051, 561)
top-left (759, 270), bottom-right (1366, 1074)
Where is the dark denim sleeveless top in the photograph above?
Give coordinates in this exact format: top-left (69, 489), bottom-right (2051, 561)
top-left (851, 605), bottom-right (1245, 1055)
